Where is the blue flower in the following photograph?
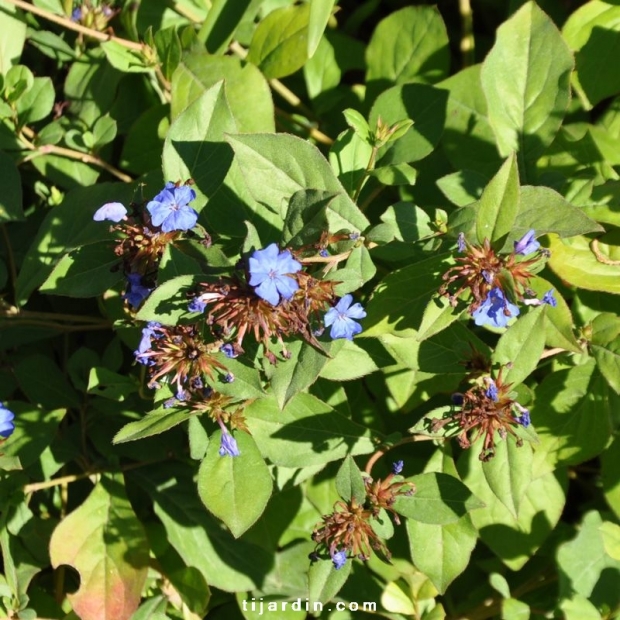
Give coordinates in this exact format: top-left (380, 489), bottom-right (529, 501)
top-left (319, 249), bottom-right (330, 258)
top-left (219, 431), bottom-right (240, 457)
top-left (514, 230), bottom-right (540, 256)
top-left (164, 390), bottom-right (187, 409)
top-left (542, 289), bottom-right (557, 307)
top-left (188, 298), bottom-right (206, 313)
top-left (71, 7), bottom-right (82, 22)
top-left (248, 243), bottom-right (302, 306)
top-left (124, 273), bottom-right (152, 308)
top-left (472, 287), bottom-right (519, 328)
top-left (485, 378), bottom-right (499, 402)
top-left (146, 182), bottom-right (198, 233)
top-left (220, 344), bottom-right (238, 359)
top-left (93, 202), bottom-right (126, 222)
top-left (392, 460), bottom-right (404, 475)
top-left (224, 372), bottom-right (235, 383)
top-left (482, 270), bottom-right (494, 284)
top-left (137, 321), bottom-right (161, 354)
top-left (324, 295), bottom-right (366, 340)
top-left (457, 232), bottom-right (466, 253)
top-left (0, 403), bottom-right (15, 438)
top-left (331, 549), bottom-right (347, 570)
top-left (518, 409), bottom-right (531, 427)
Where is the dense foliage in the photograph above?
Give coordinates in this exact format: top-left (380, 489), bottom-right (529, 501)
top-left (1, 0), bottom-right (620, 618)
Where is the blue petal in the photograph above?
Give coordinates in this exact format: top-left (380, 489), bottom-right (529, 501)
top-left (254, 278), bottom-right (280, 305)
top-left (335, 294), bottom-right (353, 313)
top-left (324, 307), bottom-right (339, 327)
top-left (275, 249), bottom-right (301, 275)
top-left (161, 206), bottom-right (198, 232)
top-left (172, 185), bottom-right (196, 207)
top-left (219, 432), bottom-right (240, 457)
top-left (147, 200), bottom-right (172, 227)
top-left (93, 202), bottom-right (127, 222)
top-left (274, 275), bottom-right (299, 300)
top-left (345, 302), bottom-right (366, 320)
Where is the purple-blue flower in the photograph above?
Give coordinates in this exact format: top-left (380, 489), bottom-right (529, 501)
top-left (71, 7), bottom-right (82, 22)
top-left (324, 295), bottom-right (366, 340)
top-left (248, 243), bottom-right (302, 306)
top-left (219, 431), bottom-right (240, 457)
top-left (188, 298), bottom-right (206, 313)
top-left (457, 232), bottom-right (466, 253)
top-left (485, 378), bottom-right (499, 402)
top-left (392, 460), bottom-right (404, 475)
top-left (124, 273), bottom-right (152, 308)
top-left (137, 321), bottom-right (161, 354)
top-left (519, 410), bottom-right (531, 427)
top-left (0, 403), bottom-right (15, 438)
top-left (331, 549), bottom-right (347, 570)
top-left (146, 182), bottom-right (198, 233)
top-left (224, 372), bottom-right (235, 383)
top-left (220, 344), bottom-right (238, 359)
top-left (93, 202), bottom-right (127, 222)
top-left (472, 287), bottom-right (519, 328)
top-left (542, 289), bottom-right (557, 307)
top-left (514, 230), bottom-right (540, 256)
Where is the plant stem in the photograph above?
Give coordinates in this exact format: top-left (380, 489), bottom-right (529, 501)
top-left (3, 0), bottom-right (143, 50)
top-left (0, 225), bottom-right (18, 307)
top-left (352, 146), bottom-right (378, 204)
top-left (459, 0), bottom-right (475, 68)
top-left (19, 127), bottom-right (133, 183)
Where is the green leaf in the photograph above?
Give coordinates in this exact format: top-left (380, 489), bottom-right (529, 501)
top-left (198, 0), bottom-right (252, 54)
top-left (136, 275), bottom-right (200, 324)
top-left (393, 472), bottom-right (484, 525)
top-left (49, 475), bottom-right (149, 620)
top-left (227, 133), bottom-right (369, 231)
top-left (15, 76), bottom-right (54, 124)
top-left (600, 521), bottom-right (620, 561)
top-left (153, 26), bottom-right (182, 81)
top-left (502, 598), bottom-right (530, 620)
top-left (417, 296), bottom-right (462, 342)
top-left (269, 341), bottom-right (330, 409)
top-left (547, 235), bottom-right (620, 295)
top-left (480, 1), bottom-right (573, 166)
top-left (308, 0), bottom-right (336, 57)
top-left (158, 244), bottom-right (201, 282)
top-left (134, 464), bottom-right (273, 591)
top-left (198, 431), bottom-right (272, 538)
top-left (457, 448), bottom-right (566, 570)
top-left (40, 242), bottom-right (124, 298)
top-left (171, 53), bottom-right (274, 132)
top-left (366, 6), bottom-right (449, 89)
top-left (532, 360), bottom-right (612, 475)
top-left (87, 367), bottom-right (137, 401)
top-left (362, 253), bottom-right (450, 337)
top-left (335, 455), bottom-right (366, 504)
top-left (245, 393), bottom-right (375, 468)
top-left (602, 436), bottom-right (620, 520)
top-left (0, 3), bottom-right (27, 75)
top-left (369, 83), bottom-right (448, 165)
top-left (113, 408), bottom-right (190, 444)
top-left (591, 335), bottom-right (620, 394)
top-left (492, 306), bottom-right (546, 387)
top-left (563, 2), bottom-right (620, 109)
top-left (15, 182), bottom-right (138, 304)
top-left (163, 80), bottom-right (235, 205)
top-left (319, 339), bottom-right (389, 382)
top-left (208, 356), bottom-right (265, 401)
top-left (438, 65), bottom-right (503, 177)
top-left (342, 108), bottom-right (370, 143)
top-left (481, 437), bottom-right (533, 519)
top-left (329, 128), bottom-right (373, 197)
top-left (437, 170), bottom-right (488, 207)
top-left (511, 186), bottom-right (603, 244)
top-left (101, 41), bottom-right (152, 73)
top-left (92, 114), bottom-right (117, 148)
top-left (557, 511), bottom-right (620, 600)
top-left (406, 514), bottom-right (477, 594)
top-left (0, 150), bottom-right (23, 223)
top-left (560, 594), bottom-right (604, 620)
top-left (379, 202), bottom-right (435, 243)
top-left (247, 4), bottom-right (311, 79)
top-left (282, 189), bottom-right (336, 247)
top-left (476, 154), bottom-right (519, 245)
top-left (308, 556), bottom-right (351, 605)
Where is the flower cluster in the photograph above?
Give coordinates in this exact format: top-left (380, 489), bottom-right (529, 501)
top-left (432, 372), bottom-right (531, 461)
top-left (71, 1), bottom-right (116, 29)
top-left (311, 463), bottom-right (415, 569)
top-left (189, 243), bottom-right (366, 363)
top-left (0, 402), bottom-right (15, 439)
top-left (93, 182), bottom-right (204, 310)
top-left (441, 230), bottom-right (555, 328)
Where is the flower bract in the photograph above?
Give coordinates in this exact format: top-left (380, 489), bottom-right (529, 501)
top-left (324, 294), bottom-right (366, 340)
top-left (248, 243), bottom-right (302, 306)
top-left (146, 182), bottom-right (198, 232)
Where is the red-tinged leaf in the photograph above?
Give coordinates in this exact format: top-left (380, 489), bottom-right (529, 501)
top-left (49, 475), bottom-right (149, 620)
